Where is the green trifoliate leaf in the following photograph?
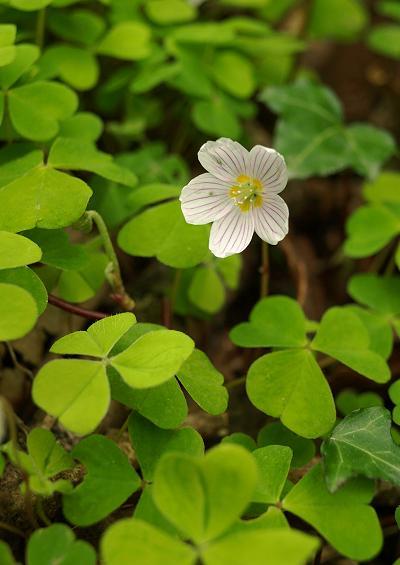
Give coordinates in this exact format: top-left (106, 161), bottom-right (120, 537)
top-left (4, 427), bottom-right (74, 495)
top-left (101, 518), bottom-right (195, 565)
top-left (246, 349), bottom-right (336, 438)
top-left (54, 251), bottom-right (107, 303)
top-left (344, 204), bottom-right (400, 257)
top-left (118, 200), bottom-right (209, 268)
top-left (344, 305), bottom-right (393, 359)
top-left (51, 313), bottom-right (137, 358)
top-left (363, 171), bottom-right (400, 204)
top-left (176, 348), bottom-right (228, 415)
top-left (389, 379), bottom-right (400, 404)
top-left (202, 529), bottom-right (319, 565)
top-left (261, 81), bottom-right (394, 179)
top-left (111, 330), bottom-right (194, 389)
top-left (32, 360), bottom-right (110, 435)
top-left (252, 446), bottom-right (292, 504)
top-left (212, 50), bottom-right (256, 99)
top-left (230, 295), bottom-right (307, 348)
top-left (145, 0), bottom-right (196, 24)
top-left (0, 231), bottom-right (41, 269)
top-left (283, 464), bottom-right (382, 561)
top-left (0, 282), bottom-right (37, 340)
top-left (153, 445), bottom-right (258, 543)
top-left (128, 412), bottom-right (204, 481)
top-left (127, 183), bottom-right (181, 216)
top-left (23, 228), bottom-right (88, 271)
top-left (39, 46), bottom-right (99, 91)
top-left (192, 96), bottom-right (241, 139)
top-left (109, 370), bottom-right (188, 429)
top-left (336, 389), bottom-right (384, 416)
top-left (257, 422), bottom-right (315, 468)
top-left (221, 433), bottom-right (257, 452)
top-left (47, 9), bottom-right (105, 45)
top-left (188, 266), bottom-right (225, 314)
top-left (97, 22), bottom-right (152, 60)
top-left (308, 0), bottom-right (368, 41)
top-left (0, 166), bottom-right (92, 233)
top-left (48, 138), bottom-right (137, 187)
top-left (348, 273), bottom-right (400, 316)
top-left (0, 541), bottom-right (15, 565)
top-left (62, 435), bottom-right (141, 526)
top-left (8, 81), bottom-right (78, 141)
top-left (9, 0), bottom-right (51, 10)
top-left (0, 44), bottom-right (39, 89)
top-left (0, 143), bottom-right (43, 188)
top-left (216, 254), bottom-right (242, 288)
top-left (0, 25), bottom-right (16, 68)
top-left (368, 24), bottom-right (400, 60)
top-left (27, 524), bottom-right (96, 565)
top-left (321, 407), bottom-right (400, 491)
top-left (59, 112), bottom-right (103, 142)
top-left (311, 307), bottom-right (390, 383)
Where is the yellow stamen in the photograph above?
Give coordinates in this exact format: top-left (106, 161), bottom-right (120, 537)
top-left (230, 175), bottom-right (263, 212)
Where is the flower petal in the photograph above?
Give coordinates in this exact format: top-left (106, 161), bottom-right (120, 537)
top-left (198, 138), bottom-right (249, 182)
top-left (180, 173), bottom-right (233, 225)
top-left (209, 206), bottom-right (254, 258)
top-left (253, 194), bottom-right (289, 245)
top-left (249, 145), bottom-right (288, 194)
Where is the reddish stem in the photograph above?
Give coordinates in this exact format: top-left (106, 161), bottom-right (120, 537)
top-left (48, 294), bottom-right (108, 320)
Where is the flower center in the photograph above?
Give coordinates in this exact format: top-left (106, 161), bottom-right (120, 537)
top-left (230, 175), bottom-right (263, 212)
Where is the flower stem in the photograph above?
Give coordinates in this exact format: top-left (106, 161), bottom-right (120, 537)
top-left (260, 241), bottom-right (270, 298)
top-left (81, 211), bottom-right (135, 311)
top-left (48, 294), bottom-right (108, 320)
top-left (36, 8), bottom-right (46, 50)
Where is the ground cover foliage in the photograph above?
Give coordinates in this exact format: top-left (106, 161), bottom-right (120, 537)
top-left (0, 0), bottom-right (400, 563)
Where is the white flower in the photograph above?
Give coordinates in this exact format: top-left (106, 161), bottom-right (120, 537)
top-left (180, 138), bottom-right (289, 258)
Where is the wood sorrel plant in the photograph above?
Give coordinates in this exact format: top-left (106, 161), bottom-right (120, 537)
top-left (0, 1), bottom-right (399, 564)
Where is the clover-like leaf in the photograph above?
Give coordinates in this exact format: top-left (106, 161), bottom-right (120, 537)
top-left (0, 541), bottom-right (14, 565)
top-left (321, 407), bottom-right (400, 492)
top-left (48, 137), bottom-right (137, 187)
top-left (101, 518), bottom-right (195, 565)
top-left (311, 307), bottom-right (390, 382)
top-left (230, 295), bottom-right (307, 348)
top-left (202, 528), bottom-right (319, 565)
top-left (0, 166), bottom-right (92, 233)
top-left (8, 81), bottom-right (78, 141)
top-left (3, 427), bottom-right (74, 495)
top-left (39, 46), bottom-right (99, 91)
top-left (252, 446), bottom-right (292, 504)
top-left (344, 204), bottom-right (400, 257)
top-left (111, 330), bottom-right (194, 389)
top-left (128, 412), bottom-right (204, 481)
top-left (96, 22), bottom-right (152, 61)
top-left (335, 388), bottom-right (383, 416)
top-left (27, 524), bottom-right (96, 565)
top-left (0, 143), bottom-right (43, 188)
top-left (0, 282), bottom-right (38, 340)
top-left (176, 348), bottom-right (228, 415)
top-left (32, 360), bottom-right (110, 436)
top-left (0, 25), bottom-right (16, 68)
top-left (118, 200), bottom-right (209, 269)
top-left (0, 231), bottom-right (41, 269)
top-left (144, 0), bottom-right (196, 24)
top-left (261, 81), bottom-right (394, 179)
top-left (24, 228), bottom-right (88, 271)
top-left (109, 369), bottom-right (188, 429)
top-left (153, 444), bottom-right (258, 543)
top-left (63, 435), bottom-right (141, 526)
top-left (246, 349), bottom-right (336, 438)
top-left (344, 304), bottom-right (393, 359)
top-left (51, 313), bottom-right (137, 358)
top-left (257, 422), bottom-right (315, 469)
top-left (348, 273), bottom-right (400, 316)
top-left (0, 44), bottom-right (39, 90)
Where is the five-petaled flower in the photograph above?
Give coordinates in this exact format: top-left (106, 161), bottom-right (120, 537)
top-left (180, 138), bottom-right (289, 258)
